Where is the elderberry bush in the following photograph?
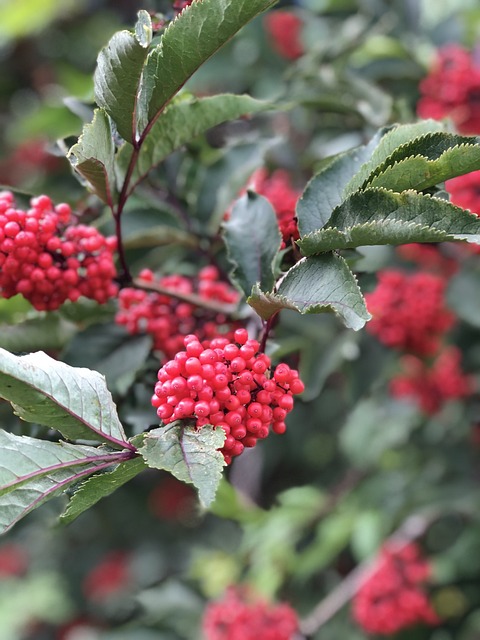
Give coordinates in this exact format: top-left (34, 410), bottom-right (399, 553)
top-left (2, 1), bottom-right (480, 639)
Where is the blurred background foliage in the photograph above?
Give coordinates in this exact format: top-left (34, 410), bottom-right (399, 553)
top-left (2, 0), bottom-right (480, 638)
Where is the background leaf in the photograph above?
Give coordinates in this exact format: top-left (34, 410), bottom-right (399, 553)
top-left (0, 430), bottom-right (132, 533)
top-left (248, 254), bottom-right (371, 330)
top-left (0, 348), bottom-right (129, 448)
top-left (94, 11), bottom-right (151, 143)
top-left (223, 191), bottom-right (282, 297)
top-left (136, 423), bottom-right (226, 508)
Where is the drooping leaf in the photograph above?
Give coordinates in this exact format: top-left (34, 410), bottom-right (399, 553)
top-left (94, 10), bottom-right (151, 143)
top-left (0, 430), bottom-right (132, 534)
top-left (298, 188), bottom-right (480, 255)
top-left (59, 455), bottom-right (146, 525)
top-left (247, 254), bottom-right (371, 330)
top-left (223, 192), bottom-right (282, 298)
top-left (67, 109), bottom-right (117, 205)
top-left (447, 267), bottom-right (480, 329)
top-left (297, 126), bottom-right (391, 236)
top-left (135, 423), bottom-right (226, 508)
top-left (136, 0), bottom-right (277, 133)
top-left (366, 143), bottom-right (480, 193)
top-left (116, 93), bottom-right (275, 191)
top-left (343, 119), bottom-right (445, 196)
top-left (0, 348), bottom-right (130, 449)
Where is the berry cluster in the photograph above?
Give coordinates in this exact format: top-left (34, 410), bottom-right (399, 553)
top-left (264, 10), bottom-right (304, 61)
top-left (396, 243), bottom-right (458, 277)
top-left (82, 550), bottom-right (132, 602)
top-left (116, 266), bottom-right (239, 361)
top-left (173, 0), bottom-right (194, 14)
top-left (353, 543), bottom-right (440, 635)
top-left (390, 347), bottom-right (472, 415)
top-left (0, 191), bottom-right (118, 311)
top-left (365, 270), bottom-right (455, 356)
top-left (417, 44), bottom-right (480, 135)
top-left (151, 330), bottom-right (304, 464)
top-left (246, 168), bottom-right (301, 247)
top-left (202, 586), bottom-right (299, 640)
top-left (148, 476), bottom-right (195, 521)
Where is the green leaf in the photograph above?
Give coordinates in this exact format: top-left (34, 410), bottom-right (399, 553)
top-left (94, 11), bottom-right (151, 143)
top-left (367, 143), bottom-right (480, 193)
top-left (59, 455), bottom-right (147, 525)
top-left (223, 192), bottom-right (282, 298)
top-left (343, 119), bottom-right (446, 195)
top-left (0, 348), bottom-right (130, 449)
top-left (137, 0), bottom-right (277, 133)
top-left (136, 423), bottom-right (226, 508)
top-left (116, 93), bottom-right (275, 190)
top-left (247, 254), bottom-right (371, 330)
top-left (447, 267), bottom-right (480, 329)
top-left (0, 429), bottom-right (132, 534)
top-left (67, 109), bottom-right (117, 205)
top-left (298, 188), bottom-right (480, 255)
top-left (297, 126), bottom-right (391, 236)
top-left (0, 315), bottom-right (76, 353)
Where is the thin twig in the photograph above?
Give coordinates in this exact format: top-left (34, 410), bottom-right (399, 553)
top-left (133, 277), bottom-right (238, 315)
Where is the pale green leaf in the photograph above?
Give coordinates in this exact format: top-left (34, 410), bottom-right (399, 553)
top-left (298, 188), bottom-right (480, 255)
top-left (137, 0), bottom-right (277, 133)
top-left (223, 192), bottom-right (282, 297)
top-left (59, 455), bottom-right (147, 525)
top-left (0, 348), bottom-right (129, 449)
top-left (136, 423), bottom-right (226, 508)
top-left (367, 143), bottom-right (480, 193)
top-left (343, 119), bottom-right (445, 196)
top-left (94, 11), bottom-right (151, 142)
top-left (247, 254), bottom-right (371, 330)
top-left (297, 126), bottom-right (391, 236)
top-left (0, 430), bottom-right (131, 534)
top-left (67, 109), bottom-right (117, 205)
top-left (116, 93), bottom-right (275, 190)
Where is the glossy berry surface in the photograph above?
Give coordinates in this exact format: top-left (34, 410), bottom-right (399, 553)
top-left (0, 191), bottom-right (118, 310)
top-left (151, 332), bottom-right (304, 464)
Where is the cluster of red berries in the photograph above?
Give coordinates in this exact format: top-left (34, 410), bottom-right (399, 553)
top-left (82, 550), bottom-right (132, 602)
top-left (151, 330), bottom-right (304, 464)
top-left (417, 44), bottom-right (480, 135)
top-left (445, 169), bottom-right (480, 214)
top-left (202, 586), bottom-right (299, 640)
top-left (365, 269), bottom-right (455, 356)
top-left (264, 10), bottom-right (304, 61)
top-left (353, 542), bottom-right (440, 635)
top-left (148, 476), bottom-right (195, 521)
top-left (246, 168), bottom-right (301, 247)
top-left (396, 243), bottom-right (458, 277)
top-left (116, 266), bottom-right (239, 361)
top-left (0, 191), bottom-right (118, 311)
top-left (390, 347), bottom-right (472, 415)
top-left (173, 0), bottom-right (194, 14)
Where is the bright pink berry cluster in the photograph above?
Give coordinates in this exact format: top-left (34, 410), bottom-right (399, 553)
top-left (0, 191), bottom-right (118, 311)
top-left (365, 270), bottom-right (455, 356)
top-left (116, 266), bottom-right (239, 361)
top-left (202, 586), bottom-right (299, 640)
top-left (353, 542), bottom-right (440, 635)
top-left (264, 10), bottom-right (304, 61)
top-left (151, 330), bottom-right (304, 464)
top-left (417, 44), bottom-right (480, 134)
top-left (445, 169), bottom-right (480, 213)
top-left (390, 347), bottom-right (472, 415)
top-left (247, 168), bottom-right (301, 247)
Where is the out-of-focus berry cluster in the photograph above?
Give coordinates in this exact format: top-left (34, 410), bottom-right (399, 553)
top-left (202, 585), bottom-right (299, 640)
top-left (353, 542), bottom-right (440, 635)
top-left (263, 10), bottom-right (304, 60)
top-left (417, 44), bottom-right (480, 135)
top-left (116, 266), bottom-right (239, 361)
top-left (0, 191), bottom-right (118, 311)
top-left (151, 330), bottom-right (304, 464)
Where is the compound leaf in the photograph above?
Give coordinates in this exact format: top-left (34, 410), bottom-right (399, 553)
top-left (0, 348), bottom-right (129, 449)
